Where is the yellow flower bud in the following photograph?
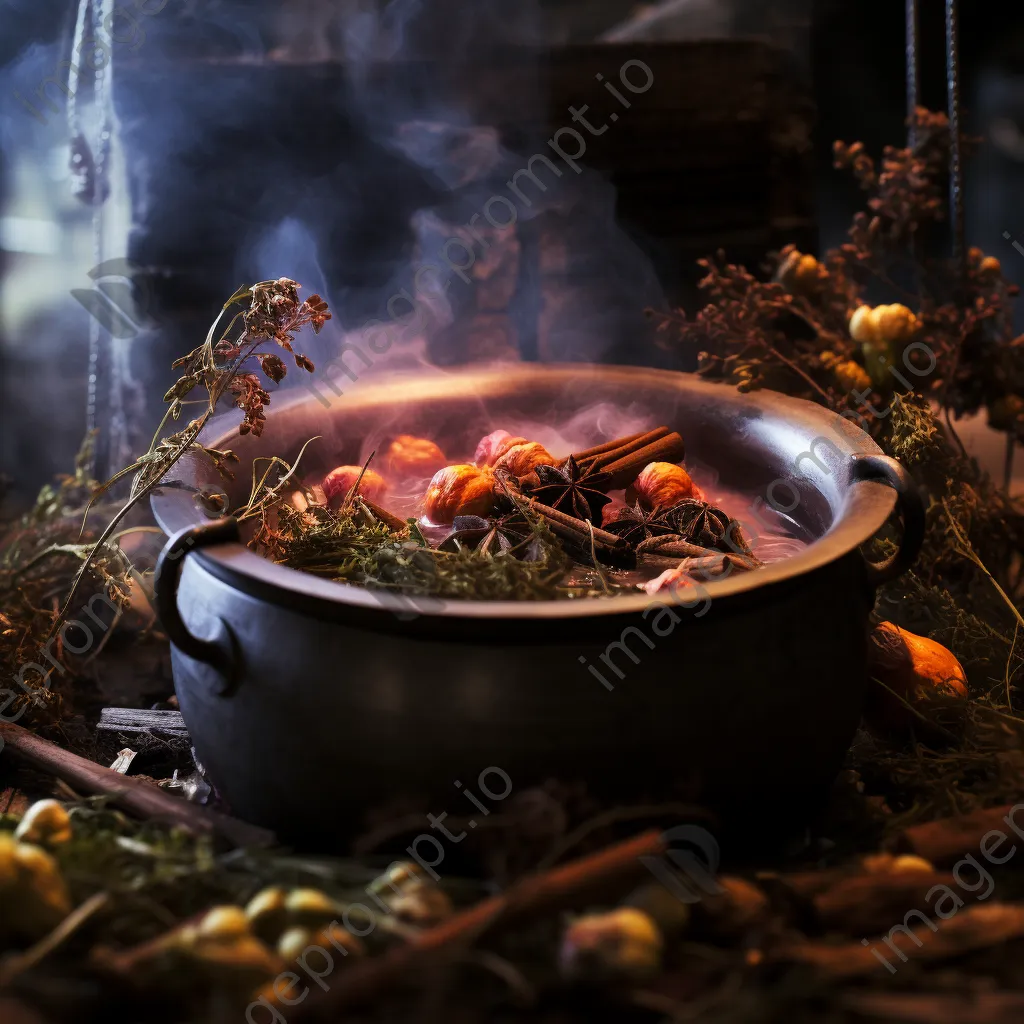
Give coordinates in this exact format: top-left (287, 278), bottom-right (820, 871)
top-left (0, 834), bottom-right (72, 944)
top-left (198, 905), bottom-right (250, 941)
top-left (14, 799), bottom-right (72, 848)
top-left (559, 907), bottom-right (664, 981)
top-left (849, 303), bottom-right (919, 348)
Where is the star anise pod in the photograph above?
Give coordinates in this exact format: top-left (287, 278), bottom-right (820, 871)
top-left (602, 502), bottom-right (678, 547)
top-left (663, 499), bottom-right (736, 550)
top-left (527, 457), bottom-right (612, 522)
top-left (437, 513), bottom-right (539, 559)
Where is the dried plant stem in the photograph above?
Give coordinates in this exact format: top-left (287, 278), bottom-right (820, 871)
top-left (943, 499), bottom-right (1024, 631)
top-left (0, 892), bottom-right (110, 986)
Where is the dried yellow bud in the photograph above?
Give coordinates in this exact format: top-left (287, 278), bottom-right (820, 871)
top-left (0, 834), bottom-right (72, 944)
top-left (832, 359), bottom-right (872, 394)
top-left (284, 888), bottom-right (340, 930)
top-left (775, 248), bottom-right (826, 293)
top-left (198, 905), bottom-right (250, 941)
top-left (277, 926), bottom-right (314, 961)
top-left (559, 907), bottom-right (663, 981)
top-left (245, 886), bottom-right (288, 943)
top-left (14, 799), bottom-right (72, 848)
top-left (979, 255), bottom-right (1002, 276)
top-left (849, 303), bottom-right (919, 348)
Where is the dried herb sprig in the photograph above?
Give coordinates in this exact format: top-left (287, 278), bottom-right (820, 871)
top-left (265, 499), bottom-right (575, 602)
top-left (51, 280), bottom-right (330, 637)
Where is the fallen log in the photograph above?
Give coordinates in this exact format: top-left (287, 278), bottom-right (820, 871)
top-left (0, 720), bottom-right (272, 850)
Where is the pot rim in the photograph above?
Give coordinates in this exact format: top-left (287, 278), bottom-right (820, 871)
top-left (152, 364), bottom-right (897, 620)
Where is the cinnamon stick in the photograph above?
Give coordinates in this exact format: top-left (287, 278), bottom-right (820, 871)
top-left (289, 829), bottom-right (668, 1020)
top-left (601, 432), bottom-right (687, 489)
top-left (576, 427), bottom-right (675, 473)
top-left (527, 499), bottom-right (634, 567)
top-left (0, 720), bottom-right (274, 849)
top-left (572, 428), bottom-right (668, 466)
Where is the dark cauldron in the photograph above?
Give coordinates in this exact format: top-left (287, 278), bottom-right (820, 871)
top-left (151, 365), bottom-right (922, 849)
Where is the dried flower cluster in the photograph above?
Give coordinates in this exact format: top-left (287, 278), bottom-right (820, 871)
top-left (53, 280), bottom-right (329, 632)
top-left (652, 108), bottom-right (1023, 442)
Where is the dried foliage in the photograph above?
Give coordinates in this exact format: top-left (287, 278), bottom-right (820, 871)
top-left (55, 279), bottom-right (328, 633)
top-left (652, 108), bottom-right (1024, 828)
top-left (0, 435), bottom-right (135, 729)
top-left (246, 484), bottom-right (616, 601)
top-left (653, 108), bottom-right (1023, 437)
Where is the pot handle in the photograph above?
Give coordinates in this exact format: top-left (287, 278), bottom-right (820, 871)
top-left (850, 454), bottom-right (926, 586)
top-left (154, 517), bottom-right (241, 693)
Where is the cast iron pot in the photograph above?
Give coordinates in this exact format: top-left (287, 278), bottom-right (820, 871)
top-left (151, 365), bottom-right (923, 849)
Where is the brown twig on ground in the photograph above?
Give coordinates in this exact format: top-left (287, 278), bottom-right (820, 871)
top-left (895, 801), bottom-right (1024, 866)
top-left (288, 829), bottom-right (668, 1020)
top-left (0, 720), bottom-right (273, 849)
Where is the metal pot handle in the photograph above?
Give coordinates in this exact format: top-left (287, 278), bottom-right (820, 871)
top-left (850, 454), bottom-right (926, 586)
top-left (154, 517), bottom-right (241, 693)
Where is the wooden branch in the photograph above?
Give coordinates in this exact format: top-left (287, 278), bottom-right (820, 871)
top-left (773, 902), bottom-right (1024, 979)
top-left (812, 871), bottom-right (956, 935)
top-left (0, 721), bottom-right (273, 850)
top-left (895, 803), bottom-right (1024, 866)
top-left (288, 829), bottom-right (668, 1020)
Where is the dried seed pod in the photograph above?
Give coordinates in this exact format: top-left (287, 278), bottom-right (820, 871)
top-left (322, 466), bottom-right (387, 505)
top-left (625, 462), bottom-right (700, 511)
top-left (0, 833), bottom-right (72, 945)
top-left (198, 905), bottom-right (251, 941)
top-left (775, 248), bottom-right (826, 294)
top-left (861, 852), bottom-right (934, 875)
top-left (493, 441), bottom-right (556, 481)
top-left (423, 464), bottom-right (496, 524)
top-left (977, 254), bottom-right (1002, 278)
top-left (284, 888), bottom-right (340, 931)
top-left (14, 799), bottom-right (72, 848)
top-left (849, 303), bottom-right (920, 389)
top-left (385, 435), bottom-right (447, 477)
top-left (865, 621), bottom-right (968, 736)
top-left (474, 430), bottom-right (527, 467)
top-left (820, 351), bottom-right (872, 394)
top-left (558, 907), bottom-right (663, 982)
top-left (849, 303), bottom-right (920, 348)
top-left (245, 886), bottom-right (288, 943)
top-left (277, 926), bottom-right (314, 961)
